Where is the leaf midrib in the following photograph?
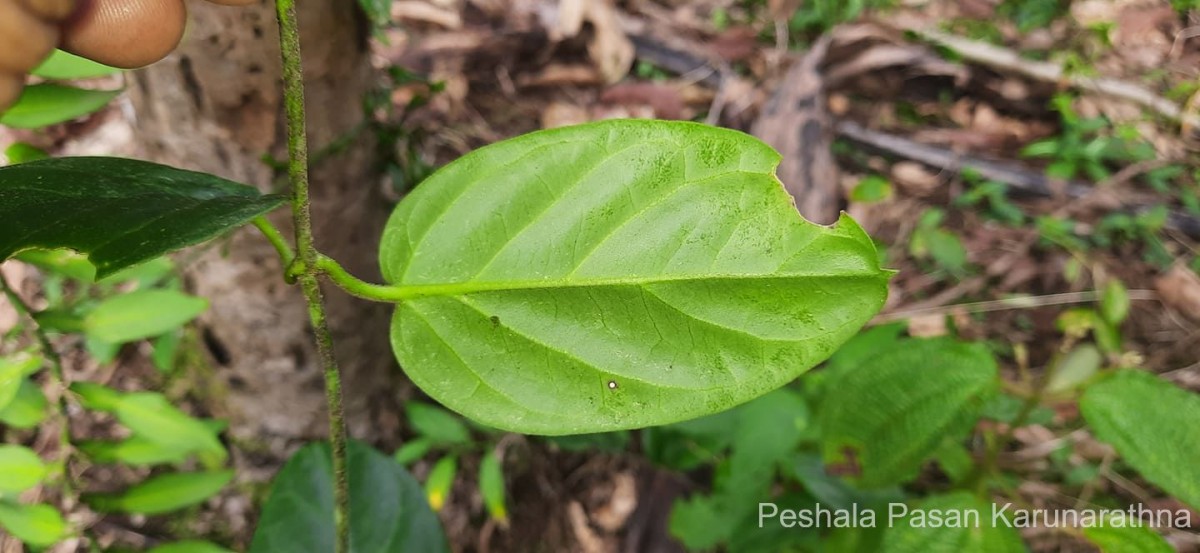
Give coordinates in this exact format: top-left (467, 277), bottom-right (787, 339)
top-left (385, 271), bottom-right (885, 301)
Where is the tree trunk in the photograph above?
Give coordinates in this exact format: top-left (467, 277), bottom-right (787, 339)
top-left (128, 0), bottom-right (396, 462)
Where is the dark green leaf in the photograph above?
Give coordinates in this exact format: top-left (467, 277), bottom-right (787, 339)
top-left (85, 470), bottom-right (233, 515)
top-left (819, 338), bottom-right (998, 488)
top-left (0, 157), bottom-right (286, 278)
top-left (1080, 370), bottom-right (1200, 510)
top-left (381, 120), bottom-right (890, 434)
top-left (0, 84), bottom-right (120, 128)
top-left (250, 441), bottom-right (448, 553)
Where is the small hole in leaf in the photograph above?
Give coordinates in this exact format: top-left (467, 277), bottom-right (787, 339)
top-left (607, 380), bottom-right (618, 390)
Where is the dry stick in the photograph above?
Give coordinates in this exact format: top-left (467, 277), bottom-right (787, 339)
top-left (836, 120), bottom-right (1200, 239)
top-left (873, 289), bottom-right (1160, 324)
top-left (272, 1), bottom-right (351, 551)
top-left (908, 27), bottom-right (1198, 128)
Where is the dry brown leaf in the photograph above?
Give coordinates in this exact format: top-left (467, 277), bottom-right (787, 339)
top-left (392, 1), bottom-right (462, 29)
top-left (1155, 263), bottom-right (1200, 321)
top-left (591, 472), bottom-right (638, 532)
top-left (600, 82), bottom-right (687, 120)
top-left (551, 0), bottom-right (633, 84)
top-left (890, 161), bottom-right (940, 196)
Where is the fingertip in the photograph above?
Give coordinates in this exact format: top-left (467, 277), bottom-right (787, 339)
top-left (204, 0), bottom-right (257, 5)
top-left (0, 73), bottom-right (24, 116)
top-left (0, 1), bottom-right (59, 74)
top-left (60, 0), bottom-right (187, 69)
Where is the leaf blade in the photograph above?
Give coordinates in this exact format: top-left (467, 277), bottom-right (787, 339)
top-left (381, 120), bottom-right (889, 434)
top-left (0, 157), bottom-right (285, 278)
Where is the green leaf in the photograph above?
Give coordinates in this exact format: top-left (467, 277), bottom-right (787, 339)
top-left (31, 49), bottom-right (121, 80)
top-left (0, 379), bottom-right (48, 428)
top-left (0, 502), bottom-right (68, 547)
top-left (424, 456), bottom-right (457, 512)
top-left (1100, 280), bottom-right (1129, 325)
top-left (152, 330), bottom-right (182, 374)
top-left (1083, 519), bottom-right (1173, 553)
top-left (250, 441), bottom-right (448, 553)
top-left (0, 354), bottom-right (42, 411)
top-left (1080, 370), bottom-right (1200, 510)
top-left (881, 493), bottom-right (1024, 552)
top-left (113, 392), bottom-right (227, 465)
top-left (478, 452), bottom-right (507, 523)
top-left (0, 84), bottom-right (120, 128)
top-left (819, 338), bottom-right (999, 488)
top-left (83, 290), bottom-right (208, 344)
top-left (356, 0), bottom-right (390, 25)
top-left (393, 438), bottom-right (433, 465)
top-left (148, 541), bottom-right (236, 553)
top-left (851, 175), bottom-right (892, 203)
top-left (0, 445), bottom-right (48, 493)
top-left (0, 157), bottom-right (286, 278)
top-left (4, 142), bottom-right (49, 164)
top-left (69, 381), bottom-right (124, 412)
top-left (85, 470), bottom-right (233, 515)
top-left (15, 249), bottom-right (95, 281)
top-left (380, 120), bottom-right (890, 434)
top-left (1046, 344), bottom-right (1102, 394)
top-left (77, 437), bottom-right (189, 466)
top-left (406, 402), bottom-right (471, 445)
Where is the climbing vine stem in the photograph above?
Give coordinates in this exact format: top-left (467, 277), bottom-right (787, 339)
top-left (272, 1), bottom-right (350, 551)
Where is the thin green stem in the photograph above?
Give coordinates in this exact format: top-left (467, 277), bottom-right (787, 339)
top-left (0, 273), bottom-right (74, 499)
top-left (253, 216), bottom-right (296, 267)
top-left (272, 1), bottom-right (350, 551)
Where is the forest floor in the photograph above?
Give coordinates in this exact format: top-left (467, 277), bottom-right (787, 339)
top-left (3, 0), bottom-right (1200, 552)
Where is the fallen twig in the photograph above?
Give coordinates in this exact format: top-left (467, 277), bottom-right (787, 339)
top-left (905, 27), bottom-right (1198, 129)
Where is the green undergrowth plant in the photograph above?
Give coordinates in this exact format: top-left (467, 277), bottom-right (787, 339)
top-left (2, 4), bottom-right (1197, 553)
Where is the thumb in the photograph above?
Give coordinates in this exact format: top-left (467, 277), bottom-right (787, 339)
top-left (60, 0), bottom-right (187, 69)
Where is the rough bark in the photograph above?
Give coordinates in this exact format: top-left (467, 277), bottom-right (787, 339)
top-left (128, 0), bottom-right (396, 465)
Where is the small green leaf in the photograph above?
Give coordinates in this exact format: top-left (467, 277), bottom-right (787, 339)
top-left (114, 393), bottom-right (227, 465)
top-left (851, 175), bottom-right (892, 203)
top-left (0, 354), bottom-right (42, 411)
top-left (1046, 344), bottom-right (1103, 394)
top-left (425, 456), bottom-right (457, 512)
top-left (393, 438), bottom-right (433, 465)
top-left (881, 493), bottom-right (1023, 552)
top-left (1083, 518), bottom-right (1173, 553)
top-left (381, 120), bottom-right (889, 434)
top-left (0, 379), bottom-right (48, 428)
top-left (406, 402), bottom-right (471, 445)
top-left (153, 330), bottom-right (182, 374)
top-left (1081, 370), bottom-right (1200, 510)
top-left (1100, 280), bottom-right (1130, 325)
top-left (15, 249), bottom-right (95, 281)
top-left (0, 502), bottom-right (68, 547)
top-left (31, 50), bottom-right (121, 80)
top-left (85, 470), bottom-right (233, 515)
top-left (4, 142), bottom-right (49, 164)
top-left (0, 157), bottom-right (286, 278)
top-left (77, 437), bottom-right (189, 466)
top-left (83, 290), bottom-right (208, 344)
top-left (819, 338), bottom-right (998, 487)
top-left (478, 453), bottom-right (507, 523)
top-left (250, 441), bottom-right (448, 553)
top-left (0, 84), bottom-right (120, 128)
top-left (0, 445), bottom-right (48, 493)
top-left (148, 542), bottom-right (236, 553)
top-left (69, 381), bottom-right (124, 412)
